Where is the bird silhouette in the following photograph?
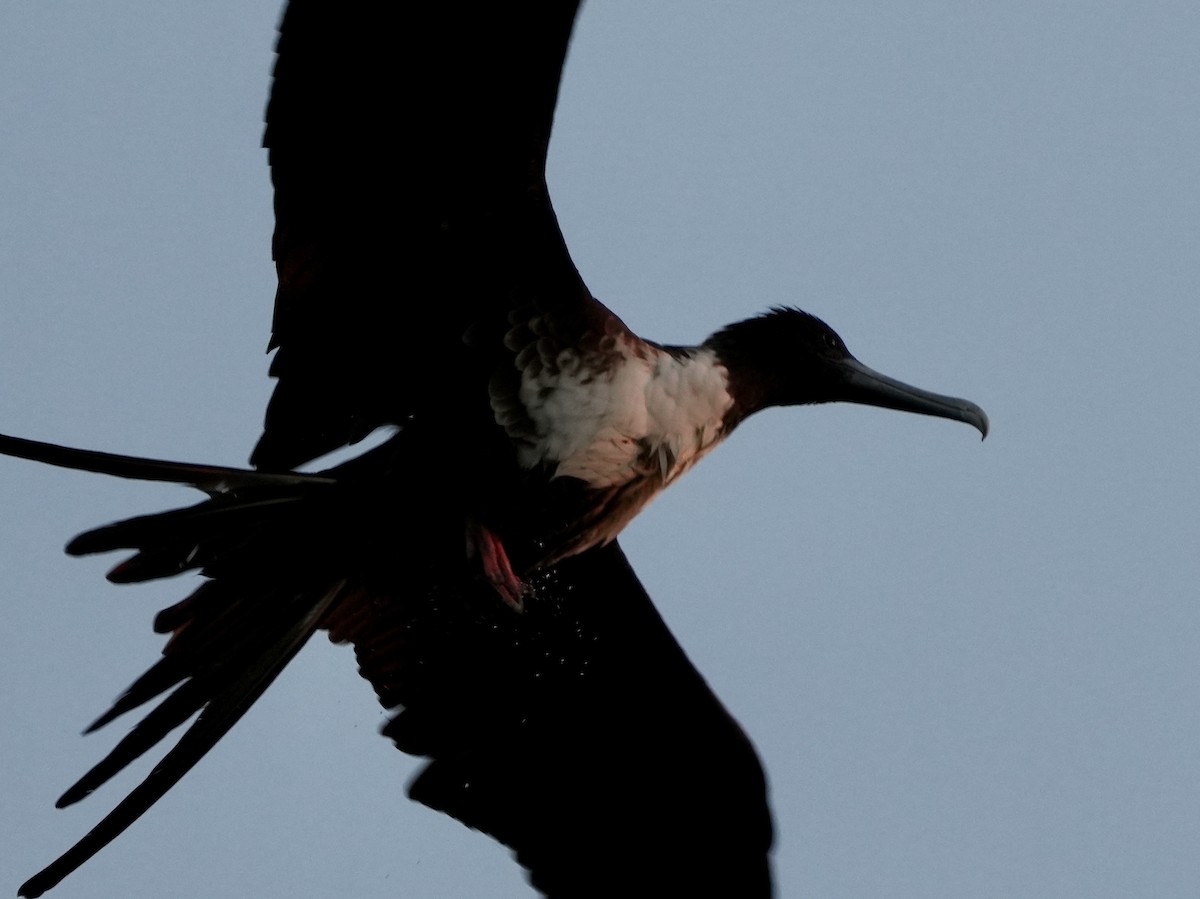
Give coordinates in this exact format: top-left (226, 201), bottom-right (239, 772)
top-left (6, 3), bottom-right (986, 896)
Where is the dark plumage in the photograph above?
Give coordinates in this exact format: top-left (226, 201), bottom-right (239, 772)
top-left (3, 3), bottom-right (986, 897)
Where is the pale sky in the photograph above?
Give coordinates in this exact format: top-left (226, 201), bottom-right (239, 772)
top-left (2, 2), bottom-right (1199, 897)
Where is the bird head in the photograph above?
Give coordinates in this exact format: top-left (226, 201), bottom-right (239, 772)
top-left (705, 307), bottom-right (988, 437)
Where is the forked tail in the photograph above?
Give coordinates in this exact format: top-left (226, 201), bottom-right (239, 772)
top-left (0, 433), bottom-right (349, 897)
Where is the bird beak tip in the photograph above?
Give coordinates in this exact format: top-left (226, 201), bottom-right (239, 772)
top-left (967, 406), bottom-right (989, 441)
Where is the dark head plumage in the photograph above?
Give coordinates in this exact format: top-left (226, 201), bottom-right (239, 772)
top-left (706, 306), bottom-right (988, 436)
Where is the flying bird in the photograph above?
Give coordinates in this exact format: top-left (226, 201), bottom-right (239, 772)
top-left (5, 3), bottom-right (987, 897)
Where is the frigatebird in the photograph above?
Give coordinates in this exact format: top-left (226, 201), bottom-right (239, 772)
top-left (5, 3), bottom-right (987, 897)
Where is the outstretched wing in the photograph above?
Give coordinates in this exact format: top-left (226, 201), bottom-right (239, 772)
top-left (254, 0), bottom-right (607, 470)
top-left (340, 541), bottom-right (775, 897)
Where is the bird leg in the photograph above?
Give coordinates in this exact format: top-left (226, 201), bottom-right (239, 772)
top-left (466, 520), bottom-right (526, 611)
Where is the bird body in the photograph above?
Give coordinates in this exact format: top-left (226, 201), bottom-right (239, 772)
top-left (494, 321), bottom-right (734, 568)
top-left (3, 3), bottom-right (987, 897)
top-left (504, 338), bottom-right (732, 490)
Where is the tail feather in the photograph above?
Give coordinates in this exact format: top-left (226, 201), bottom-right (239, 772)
top-left (70, 495), bottom-right (316, 584)
top-left (0, 432), bottom-right (334, 585)
top-left (104, 545), bottom-right (210, 585)
top-left (18, 581), bottom-right (344, 899)
top-left (0, 433), bottom-right (357, 898)
top-left (60, 679), bottom-right (210, 806)
top-left (68, 495), bottom-right (314, 557)
top-left (89, 572), bottom-right (326, 738)
top-left (82, 649), bottom-right (195, 735)
top-left (0, 432), bottom-right (328, 493)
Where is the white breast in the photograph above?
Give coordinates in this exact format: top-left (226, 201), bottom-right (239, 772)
top-left (509, 337), bottom-right (734, 489)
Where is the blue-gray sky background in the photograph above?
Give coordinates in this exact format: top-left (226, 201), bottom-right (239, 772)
top-left (2, 2), bottom-right (1198, 897)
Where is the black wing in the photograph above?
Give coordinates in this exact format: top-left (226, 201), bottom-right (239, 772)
top-left (331, 541), bottom-right (774, 897)
top-left (253, 0), bottom-right (618, 471)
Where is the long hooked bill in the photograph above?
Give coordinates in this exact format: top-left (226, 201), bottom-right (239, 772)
top-left (837, 358), bottom-right (989, 439)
